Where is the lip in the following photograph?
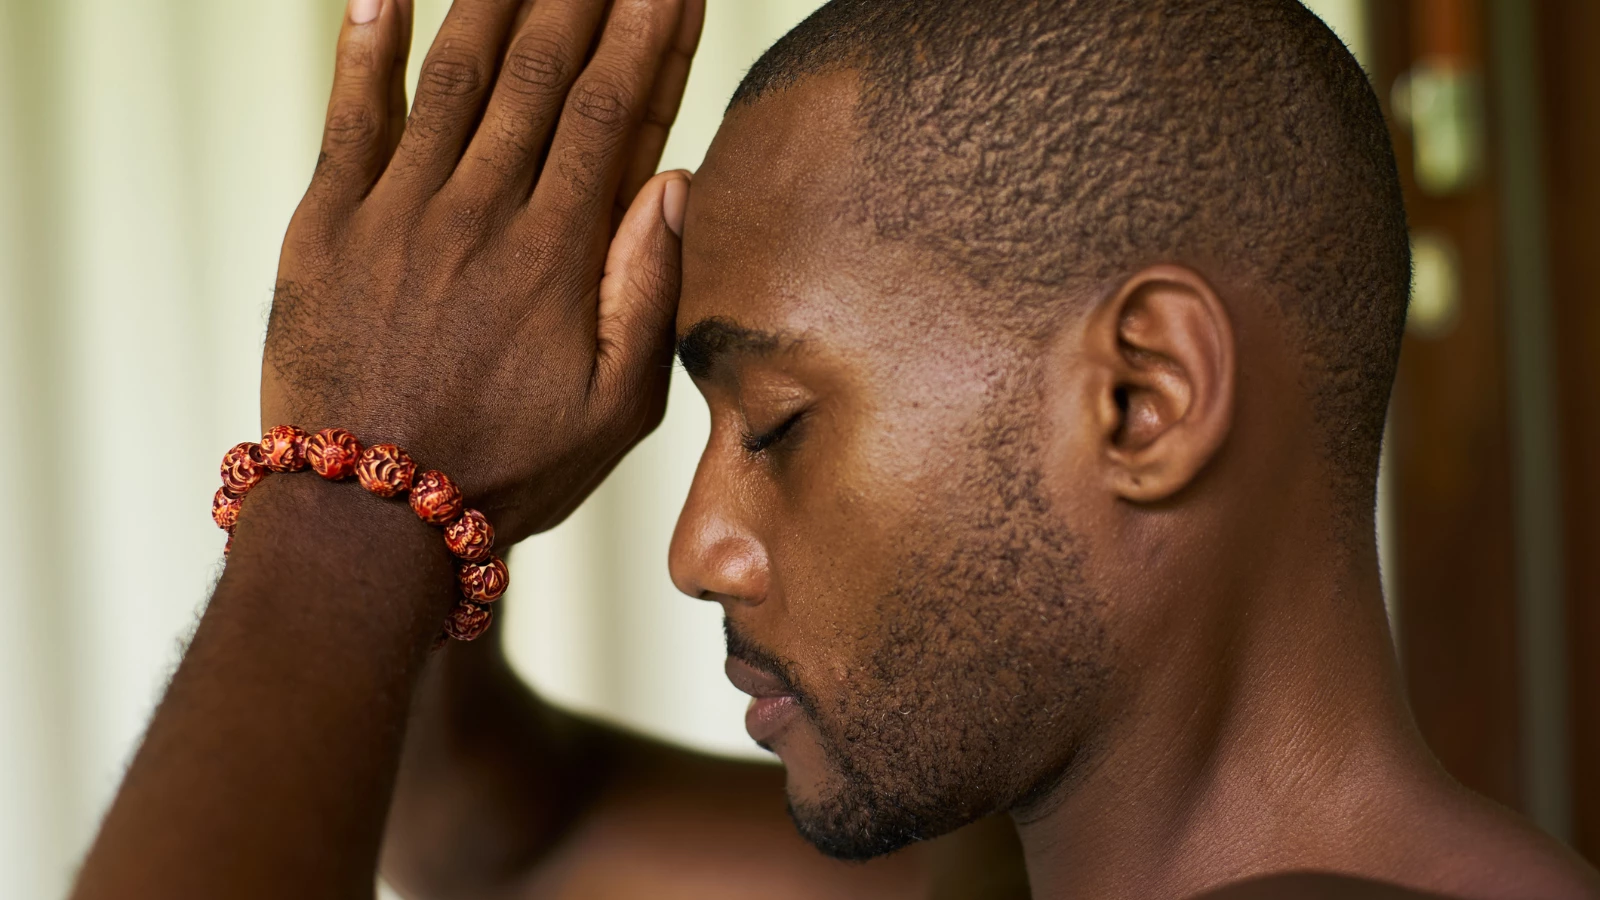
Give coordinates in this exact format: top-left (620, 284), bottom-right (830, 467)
top-left (725, 656), bottom-right (801, 746)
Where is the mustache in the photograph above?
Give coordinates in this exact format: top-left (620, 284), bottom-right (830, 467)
top-left (723, 618), bottom-right (808, 703)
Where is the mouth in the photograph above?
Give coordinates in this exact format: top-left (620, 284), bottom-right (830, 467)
top-left (724, 655), bottom-right (802, 747)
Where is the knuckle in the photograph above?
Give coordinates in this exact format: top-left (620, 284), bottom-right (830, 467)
top-left (418, 51), bottom-right (485, 102)
top-left (566, 78), bottom-right (633, 133)
top-left (502, 37), bottom-right (568, 95)
top-left (323, 104), bottom-right (381, 149)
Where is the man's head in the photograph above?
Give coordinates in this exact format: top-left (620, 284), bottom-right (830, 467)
top-left (669, 0), bottom-right (1408, 861)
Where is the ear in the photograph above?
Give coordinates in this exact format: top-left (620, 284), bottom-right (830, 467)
top-left (1083, 265), bottom-right (1236, 503)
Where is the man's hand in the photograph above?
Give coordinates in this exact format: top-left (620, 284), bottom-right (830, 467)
top-left (265, 0), bottom-right (701, 542)
top-left (68, 3), bottom-right (702, 899)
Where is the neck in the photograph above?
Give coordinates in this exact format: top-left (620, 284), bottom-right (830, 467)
top-left (1015, 518), bottom-right (1445, 899)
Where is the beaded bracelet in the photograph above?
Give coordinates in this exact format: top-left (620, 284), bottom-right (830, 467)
top-left (211, 425), bottom-right (507, 644)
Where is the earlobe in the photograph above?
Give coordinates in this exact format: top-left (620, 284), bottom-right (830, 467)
top-left (1087, 266), bottom-right (1236, 503)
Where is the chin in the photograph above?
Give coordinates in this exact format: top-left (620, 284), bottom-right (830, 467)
top-left (778, 726), bottom-right (1009, 861)
top-left (786, 791), bottom-right (929, 862)
top-left (775, 741), bottom-right (932, 862)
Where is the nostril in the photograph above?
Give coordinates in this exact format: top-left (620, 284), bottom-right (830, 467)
top-left (699, 590), bottom-right (747, 608)
top-left (675, 535), bottom-right (769, 608)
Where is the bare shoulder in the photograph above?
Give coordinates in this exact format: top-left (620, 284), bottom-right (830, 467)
top-left (1411, 785), bottom-right (1600, 900)
top-left (1189, 779), bottom-right (1600, 900)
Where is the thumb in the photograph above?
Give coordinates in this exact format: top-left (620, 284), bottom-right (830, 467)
top-left (595, 168), bottom-right (689, 412)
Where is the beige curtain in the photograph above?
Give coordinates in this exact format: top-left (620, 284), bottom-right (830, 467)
top-left (0, 2), bottom-right (1365, 898)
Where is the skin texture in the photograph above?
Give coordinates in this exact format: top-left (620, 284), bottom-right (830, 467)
top-left (65, 1), bottom-right (1600, 899)
top-left (670, 123), bottom-right (1115, 860)
top-left (667, 72), bottom-right (1600, 899)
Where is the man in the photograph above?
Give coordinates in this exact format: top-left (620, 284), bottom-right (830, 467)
top-left (69, 0), bottom-right (1600, 897)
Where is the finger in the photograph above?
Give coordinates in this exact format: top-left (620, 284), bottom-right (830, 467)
top-left (383, 0), bottom-right (416, 157)
top-left (615, 0), bottom-right (703, 214)
top-left (452, 0), bottom-right (611, 202)
top-left (509, 0), bottom-right (537, 37)
top-left (595, 170), bottom-right (687, 403)
top-left (379, 0), bottom-right (523, 197)
top-left (312, 0), bottom-right (409, 208)
top-left (526, 0), bottom-right (682, 254)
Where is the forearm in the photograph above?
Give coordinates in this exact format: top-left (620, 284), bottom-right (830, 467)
top-left (381, 629), bottom-right (614, 898)
top-left (73, 474), bottom-right (456, 900)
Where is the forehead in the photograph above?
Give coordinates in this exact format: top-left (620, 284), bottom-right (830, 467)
top-left (688, 70), bottom-right (863, 247)
top-left (679, 72), bottom-right (935, 347)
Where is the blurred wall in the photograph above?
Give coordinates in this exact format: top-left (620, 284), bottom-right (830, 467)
top-left (0, 2), bottom-right (1370, 898)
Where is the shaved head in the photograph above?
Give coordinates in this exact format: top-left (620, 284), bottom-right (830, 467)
top-left (732, 0), bottom-right (1409, 512)
top-left (671, 0), bottom-right (1415, 868)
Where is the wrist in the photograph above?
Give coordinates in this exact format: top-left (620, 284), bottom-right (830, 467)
top-left (215, 425), bottom-right (510, 647)
top-left (223, 473), bottom-right (457, 647)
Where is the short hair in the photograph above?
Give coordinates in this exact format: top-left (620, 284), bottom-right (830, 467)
top-left (730, 0), bottom-right (1410, 513)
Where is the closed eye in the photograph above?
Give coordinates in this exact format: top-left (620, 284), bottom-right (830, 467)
top-left (740, 409), bottom-right (808, 455)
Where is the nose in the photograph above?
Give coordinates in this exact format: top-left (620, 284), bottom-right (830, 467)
top-left (669, 440), bottom-right (770, 608)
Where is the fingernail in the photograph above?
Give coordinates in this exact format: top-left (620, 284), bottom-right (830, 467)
top-left (663, 174), bottom-right (689, 238)
top-left (349, 0), bottom-right (382, 25)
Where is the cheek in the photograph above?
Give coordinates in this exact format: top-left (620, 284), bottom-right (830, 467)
top-left (765, 414), bottom-right (968, 702)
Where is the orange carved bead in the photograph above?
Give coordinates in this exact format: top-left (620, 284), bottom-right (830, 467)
top-left (458, 555), bottom-right (509, 603)
top-left (305, 427), bottom-right (363, 480)
top-left (444, 602), bottom-right (493, 641)
top-left (409, 470), bottom-right (464, 525)
top-left (220, 442), bottom-right (267, 496)
top-left (356, 443), bottom-right (415, 497)
top-left (260, 425), bottom-right (308, 472)
top-left (443, 509), bottom-right (494, 562)
top-left (212, 487), bottom-right (242, 531)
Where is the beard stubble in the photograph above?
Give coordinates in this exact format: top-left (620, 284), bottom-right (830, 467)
top-left (785, 374), bottom-right (1114, 860)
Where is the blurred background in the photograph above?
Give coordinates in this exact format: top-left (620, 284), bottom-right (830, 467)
top-left (0, 0), bottom-right (1594, 897)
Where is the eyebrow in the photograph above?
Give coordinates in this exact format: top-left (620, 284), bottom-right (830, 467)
top-left (675, 317), bottom-right (794, 379)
